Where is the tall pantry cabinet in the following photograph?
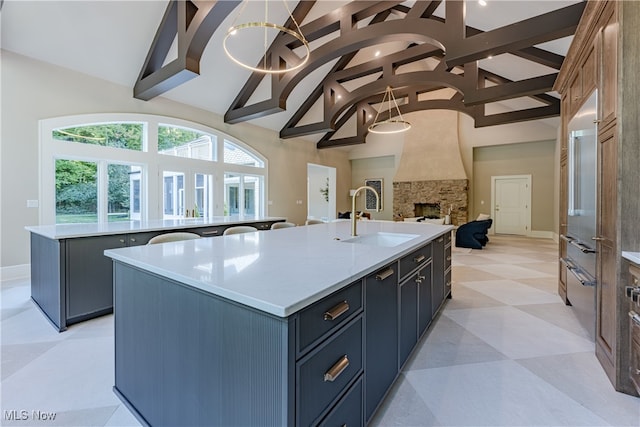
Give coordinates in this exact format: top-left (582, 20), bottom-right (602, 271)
top-left (555, 0), bottom-right (640, 396)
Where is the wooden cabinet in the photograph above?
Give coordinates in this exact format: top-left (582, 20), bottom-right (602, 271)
top-left (556, 0), bottom-right (640, 395)
top-left (596, 125), bottom-right (618, 376)
top-left (599, 5), bottom-right (617, 125)
top-left (627, 264), bottom-right (640, 395)
top-left (364, 263), bottom-right (398, 422)
top-left (568, 45), bottom-right (596, 117)
top-left (559, 139), bottom-right (568, 303)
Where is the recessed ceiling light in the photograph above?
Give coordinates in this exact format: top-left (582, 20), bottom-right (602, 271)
top-left (337, 95), bottom-right (342, 100)
top-left (487, 55), bottom-right (493, 59)
top-left (479, 0), bottom-right (487, 6)
top-left (375, 51), bottom-right (381, 57)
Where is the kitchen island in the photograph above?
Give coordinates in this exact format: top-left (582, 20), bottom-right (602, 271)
top-left (105, 220), bottom-right (452, 426)
top-left (26, 216), bottom-right (285, 331)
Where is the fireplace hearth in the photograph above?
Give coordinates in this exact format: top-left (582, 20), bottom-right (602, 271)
top-left (414, 203), bottom-right (441, 218)
top-left (393, 179), bottom-right (468, 225)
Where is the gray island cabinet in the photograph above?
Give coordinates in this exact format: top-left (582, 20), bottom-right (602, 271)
top-left (105, 221), bottom-right (452, 426)
top-left (26, 217), bottom-right (285, 331)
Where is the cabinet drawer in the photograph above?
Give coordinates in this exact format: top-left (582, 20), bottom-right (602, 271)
top-left (317, 376), bottom-right (363, 427)
top-left (630, 318), bottom-right (640, 394)
top-left (297, 316), bottom-right (363, 427)
top-left (297, 280), bottom-right (363, 354)
top-left (187, 226), bottom-right (225, 237)
top-left (399, 243), bottom-right (431, 280)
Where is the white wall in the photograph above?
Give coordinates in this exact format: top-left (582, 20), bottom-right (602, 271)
top-left (0, 51), bottom-right (352, 270)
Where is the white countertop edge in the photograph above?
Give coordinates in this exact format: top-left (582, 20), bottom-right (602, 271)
top-left (25, 217), bottom-right (287, 239)
top-left (622, 251), bottom-right (640, 265)
top-left (105, 223), bottom-right (453, 318)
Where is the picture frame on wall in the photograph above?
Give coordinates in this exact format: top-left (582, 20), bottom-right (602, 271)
top-left (364, 178), bottom-right (383, 210)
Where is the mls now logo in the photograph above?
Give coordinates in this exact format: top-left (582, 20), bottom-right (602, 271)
top-left (4, 410), bottom-right (57, 421)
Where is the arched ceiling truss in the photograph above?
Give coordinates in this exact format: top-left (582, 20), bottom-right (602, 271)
top-left (135, 0), bottom-right (586, 149)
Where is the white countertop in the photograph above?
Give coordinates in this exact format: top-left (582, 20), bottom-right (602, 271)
top-left (25, 216), bottom-right (286, 239)
top-left (104, 221), bottom-right (452, 318)
top-left (622, 251), bottom-right (640, 265)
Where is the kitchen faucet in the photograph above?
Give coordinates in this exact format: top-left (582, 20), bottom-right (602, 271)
top-left (351, 185), bottom-right (380, 237)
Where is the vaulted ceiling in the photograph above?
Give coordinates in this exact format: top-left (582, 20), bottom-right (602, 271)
top-left (1, 1), bottom-right (585, 150)
top-left (134, 0), bottom-right (585, 149)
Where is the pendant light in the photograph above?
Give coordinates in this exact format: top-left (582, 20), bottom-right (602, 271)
top-left (223, 0), bottom-right (310, 74)
top-left (368, 86), bottom-right (411, 134)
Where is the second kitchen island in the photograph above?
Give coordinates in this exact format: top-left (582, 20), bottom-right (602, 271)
top-left (105, 220), bottom-right (452, 426)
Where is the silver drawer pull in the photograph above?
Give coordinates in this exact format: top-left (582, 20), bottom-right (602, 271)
top-left (376, 268), bottom-right (394, 281)
top-left (437, 237), bottom-right (444, 243)
top-left (413, 255), bottom-right (426, 263)
top-left (324, 355), bottom-right (349, 382)
top-left (324, 301), bottom-right (349, 321)
top-left (446, 256), bottom-right (451, 261)
top-left (629, 311), bottom-right (640, 326)
top-left (202, 230), bottom-right (219, 235)
top-left (119, 238), bottom-right (125, 243)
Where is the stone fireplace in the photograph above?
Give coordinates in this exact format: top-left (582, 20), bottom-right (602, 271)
top-left (393, 179), bottom-right (468, 225)
top-left (414, 202), bottom-right (441, 218)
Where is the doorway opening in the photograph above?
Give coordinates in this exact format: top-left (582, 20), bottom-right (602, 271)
top-left (307, 164), bottom-right (336, 222)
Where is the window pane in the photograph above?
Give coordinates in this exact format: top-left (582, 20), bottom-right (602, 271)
top-left (243, 175), bottom-right (262, 217)
top-left (224, 140), bottom-right (264, 167)
top-left (53, 123), bottom-right (143, 151)
top-left (55, 159), bottom-right (97, 224)
top-left (224, 173), bottom-right (240, 216)
top-left (158, 125), bottom-right (216, 161)
top-left (194, 173), bottom-right (213, 219)
top-left (163, 171), bottom-right (185, 219)
top-left (108, 164), bottom-right (140, 222)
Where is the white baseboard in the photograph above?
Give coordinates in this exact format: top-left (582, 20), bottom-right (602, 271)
top-left (529, 230), bottom-right (554, 239)
top-left (1, 264), bottom-right (30, 282)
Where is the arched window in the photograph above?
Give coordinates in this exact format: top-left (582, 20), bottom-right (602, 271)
top-left (40, 114), bottom-right (267, 224)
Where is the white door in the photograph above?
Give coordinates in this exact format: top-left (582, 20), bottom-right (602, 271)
top-left (492, 176), bottom-right (531, 235)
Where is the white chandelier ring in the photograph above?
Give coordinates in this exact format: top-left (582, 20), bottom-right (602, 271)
top-left (223, 22), bottom-right (310, 74)
top-left (367, 85), bottom-right (411, 134)
top-left (368, 119), bottom-right (412, 134)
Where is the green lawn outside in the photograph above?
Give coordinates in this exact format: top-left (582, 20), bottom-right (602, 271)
top-left (56, 213), bottom-right (130, 224)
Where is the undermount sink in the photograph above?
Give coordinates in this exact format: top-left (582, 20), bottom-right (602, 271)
top-left (339, 232), bottom-right (419, 247)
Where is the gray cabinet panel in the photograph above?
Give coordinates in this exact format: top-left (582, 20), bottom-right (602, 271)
top-left (418, 263), bottom-right (433, 336)
top-left (399, 277), bottom-right (418, 368)
top-left (297, 316), bottom-right (363, 426)
top-left (65, 235), bottom-right (126, 321)
top-left (399, 243), bottom-right (432, 281)
top-left (30, 233), bottom-right (65, 330)
top-left (431, 235), bottom-right (446, 314)
top-left (364, 262), bottom-right (398, 422)
top-left (114, 263), bottom-right (293, 426)
top-left (317, 376), bottom-right (363, 427)
top-left (297, 280), bottom-right (363, 355)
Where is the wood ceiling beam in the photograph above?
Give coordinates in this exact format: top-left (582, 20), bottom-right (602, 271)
top-left (474, 104), bottom-right (560, 127)
top-left (463, 73), bottom-right (557, 106)
top-left (134, 0), bottom-right (241, 101)
top-left (445, 2), bottom-right (586, 67)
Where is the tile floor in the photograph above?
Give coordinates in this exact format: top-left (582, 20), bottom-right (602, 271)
top-left (1, 235), bottom-right (639, 426)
